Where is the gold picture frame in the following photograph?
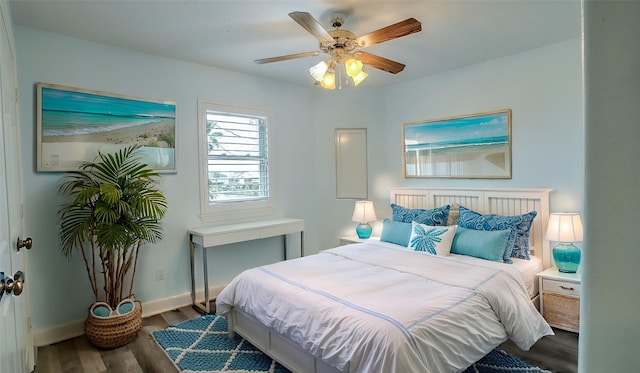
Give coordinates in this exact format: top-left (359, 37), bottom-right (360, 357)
top-left (403, 109), bottom-right (512, 179)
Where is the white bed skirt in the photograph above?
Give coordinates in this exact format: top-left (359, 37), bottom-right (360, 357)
top-left (227, 307), bottom-right (342, 373)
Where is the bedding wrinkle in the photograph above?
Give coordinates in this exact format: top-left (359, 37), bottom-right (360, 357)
top-left (216, 242), bottom-right (552, 372)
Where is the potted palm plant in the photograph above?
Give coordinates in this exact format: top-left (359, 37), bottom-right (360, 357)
top-left (58, 145), bottom-right (167, 348)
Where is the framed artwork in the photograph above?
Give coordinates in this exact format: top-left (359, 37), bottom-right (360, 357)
top-left (403, 109), bottom-right (511, 179)
top-left (36, 82), bottom-right (177, 172)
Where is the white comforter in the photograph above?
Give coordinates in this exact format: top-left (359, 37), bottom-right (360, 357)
top-left (216, 242), bottom-right (553, 373)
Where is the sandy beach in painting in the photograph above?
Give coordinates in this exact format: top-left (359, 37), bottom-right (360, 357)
top-left (40, 120), bottom-right (175, 170)
top-left (42, 120), bottom-right (175, 147)
top-left (405, 143), bottom-right (510, 177)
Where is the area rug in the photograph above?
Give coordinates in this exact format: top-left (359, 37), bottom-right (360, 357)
top-left (152, 314), bottom-right (550, 373)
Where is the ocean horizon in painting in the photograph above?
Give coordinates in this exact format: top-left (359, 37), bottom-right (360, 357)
top-left (37, 84), bottom-right (176, 172)
top-left (41, 87), bottom-right (175, 137)
top-left (404, 134), bottom-right (509, 152)
top-left (403, 110), bottom-right (511, 178)
top-left (404, 111), bottom-right (509, 152)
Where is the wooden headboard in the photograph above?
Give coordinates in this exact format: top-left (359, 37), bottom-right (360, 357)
top-left (389, 187), bottom-right (553, 268)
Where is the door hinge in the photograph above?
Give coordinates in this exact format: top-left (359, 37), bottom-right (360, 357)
top-left (14, 87), bottom-right (19, 105)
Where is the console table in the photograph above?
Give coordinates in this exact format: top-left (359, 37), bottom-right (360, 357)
top-left (189, 218), bottom-right (305, 314)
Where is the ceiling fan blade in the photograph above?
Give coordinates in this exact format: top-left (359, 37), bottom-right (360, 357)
top-left (355, 18), bottom-right (422, 48)
top-left (353, 51), bottom-right (406, 74)
top-left (254, 51), bottom-right (321, 64)
top-left (289, 11), bottom-right (335, 44)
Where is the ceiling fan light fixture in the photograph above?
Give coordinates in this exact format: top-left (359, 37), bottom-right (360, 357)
top-left (344, 57), bottom-right (363, 77)
top-left (259, 12), bottom-right (421, 89)
top-left (309, 60), bottom-right (329, 82)
top-left (351, 70), bottom-right (368, 86)
top-left (320, 69), bottom-right (336, 89)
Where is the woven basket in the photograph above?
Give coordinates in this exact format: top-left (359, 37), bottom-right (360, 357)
top-left (84, 300), bottom-right (143, 349)
top-left (543, 292), bottom-right (580, 333)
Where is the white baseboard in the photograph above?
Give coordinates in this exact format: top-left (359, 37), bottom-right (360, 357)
top-left (33, 285), bottom-right (226, 347)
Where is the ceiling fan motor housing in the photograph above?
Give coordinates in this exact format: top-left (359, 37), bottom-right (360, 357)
top-left (323, 29), bottom-right (358, 60)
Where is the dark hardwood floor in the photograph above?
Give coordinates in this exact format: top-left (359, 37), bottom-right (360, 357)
top-left (34, 304), bottom-right (578, 373)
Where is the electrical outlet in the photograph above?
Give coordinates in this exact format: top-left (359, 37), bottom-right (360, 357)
top-left (156, 267), bottom-right (166, 281)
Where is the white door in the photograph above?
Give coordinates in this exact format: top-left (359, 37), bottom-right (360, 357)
top-left (0, 2), bottom-right (34, 372)
top-left (0, 122), bottom-right (19, 373)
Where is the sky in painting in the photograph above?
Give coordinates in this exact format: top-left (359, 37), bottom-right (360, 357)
top-left (404, 111), bottom-right (509, 146)
top-left (41, 86), bottom-right (175, 119)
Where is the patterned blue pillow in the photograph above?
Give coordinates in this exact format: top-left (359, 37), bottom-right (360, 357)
top-left (458, 206), bottom-right (537, 260)
top-left (391, 204), bottom-right (450, 226)
top-left (408, 222), bottom-right (457, 256)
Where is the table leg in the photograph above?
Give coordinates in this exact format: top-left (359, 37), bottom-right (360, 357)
top-left (203, 245), bottom-right (210, 314)
top-left (190, 239), bottom-right (196, 306)
top-left (283, 234), bottom-right (287, 260)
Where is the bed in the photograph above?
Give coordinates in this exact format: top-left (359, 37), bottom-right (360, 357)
top-left (216, 187), bottom-right (553, 373)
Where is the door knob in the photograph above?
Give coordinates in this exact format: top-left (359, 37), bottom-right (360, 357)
top-left (17, 237), bottom-right (32, 252)
top-left (5, 271), bottom-right (25, 296)
top-left (0, 272), bottom-right (4, 301)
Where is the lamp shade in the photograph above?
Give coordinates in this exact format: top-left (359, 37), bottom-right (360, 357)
top-left (320, 69), bottom-right (336, 89)
top-left (545, 212), bottom-right (583, 273)
top-left (352, 200), bottom-right (377, 223)
top-left (545, 213), bottom-right (583, 242)
top-left (309, 60), bottom-right (329, 82)
top-left (352, 200), bottom-right (376, 239)
top-left (344, 57), bottom-right (363, 77)
top-left (351, 71), bottom-right (368, 86)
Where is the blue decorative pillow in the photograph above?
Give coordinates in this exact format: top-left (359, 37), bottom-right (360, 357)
top-left (380, 219), bottom-right (413, 247)
top-left (391, 204), bottom-right (450, 226)
top-left (408, 222), bottom-right (457, 256)
top-left (458, 206), bottom-right (537, 260)
top-left (451, 226), bottom-right (511, 262)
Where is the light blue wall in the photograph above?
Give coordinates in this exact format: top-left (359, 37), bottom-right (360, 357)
top-left (582, 2), bottom-right (640, 372)
top-left (312, 88), bottom-right (386, 248)
top-left (369, 38), bottom-right (584, 226)
top-left (381, 38), bottom-right (584, 208)
top-left (15, 27), bottom-right (584, 342)
top-left (15, 27), bottom-right (322, 331)
top-left (312, 38), bottom-right (584, 246)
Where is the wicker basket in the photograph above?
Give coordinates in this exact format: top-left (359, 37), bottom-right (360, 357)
top-left (84, 300), bottom-right (142, 349)
top-left (543, 292), bottom-right (580, 333)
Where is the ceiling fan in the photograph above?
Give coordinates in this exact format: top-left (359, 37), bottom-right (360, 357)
top-left (255, 11), bottom-right (422, 89)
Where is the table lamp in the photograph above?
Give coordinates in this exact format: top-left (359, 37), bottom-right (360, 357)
top-left (352, 200), bottom-right (377, 239)
top-left (545, 212), bottom-right (584, 273)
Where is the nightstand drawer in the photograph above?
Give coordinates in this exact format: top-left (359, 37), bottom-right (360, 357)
top-left (542, 279), bottom-right (580, 296)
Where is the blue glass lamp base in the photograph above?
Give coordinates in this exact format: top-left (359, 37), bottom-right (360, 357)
top-left (355, 223), bottom-right (372, 239)
top-left (553, 242), bottom-right (581, 273)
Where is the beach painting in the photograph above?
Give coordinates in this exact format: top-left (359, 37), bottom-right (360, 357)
top-left (403, 109), bottom-right (511, 178)
top-left (37, 83), bottom-right (177, 172)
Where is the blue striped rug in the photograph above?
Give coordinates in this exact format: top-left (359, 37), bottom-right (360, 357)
top-left (152, 314), bottom-right (550, 373)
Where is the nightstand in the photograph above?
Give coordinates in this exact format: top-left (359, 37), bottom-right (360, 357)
top-left (537, 267), bottom-right (581, 333)
top-left (339, 236), bottom-right (380, 246)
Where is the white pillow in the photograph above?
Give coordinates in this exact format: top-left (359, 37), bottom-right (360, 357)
top-left (408, 221), bottom-right (457, 256)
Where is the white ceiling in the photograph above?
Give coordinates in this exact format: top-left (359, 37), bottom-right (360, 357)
top-left (9, 0), bottom-right (581, 88)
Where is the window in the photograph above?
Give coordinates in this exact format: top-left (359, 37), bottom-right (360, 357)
top-left (198, 101), bottom-right (273, 222)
